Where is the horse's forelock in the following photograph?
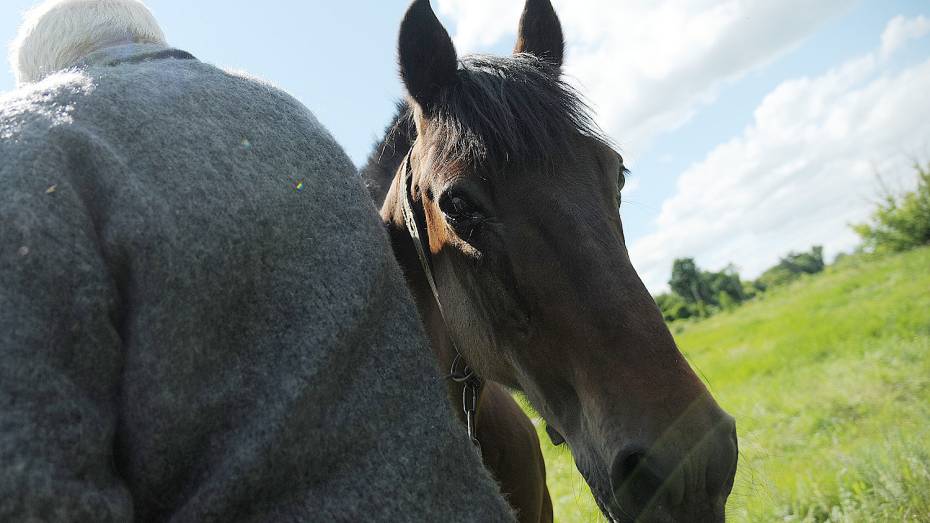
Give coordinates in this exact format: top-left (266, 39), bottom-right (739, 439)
top-left (428, 53), bottom-right (607, 174)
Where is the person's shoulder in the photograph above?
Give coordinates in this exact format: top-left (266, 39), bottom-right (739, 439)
top-left (112, 56), bottom-right (331, 142)
top-left (205, 64), bottom-right (320, 120)
top-left (219, 67), bottom-right (308, 108)
top-left (0, 70), bottom-right (94, 144)
top-left (194, 63), bottom-right (343, 156)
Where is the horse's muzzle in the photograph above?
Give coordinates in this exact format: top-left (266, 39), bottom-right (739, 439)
top-left (606, 413), bottom-right (738, 522)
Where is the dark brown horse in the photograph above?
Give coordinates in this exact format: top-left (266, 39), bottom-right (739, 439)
top-left (363, 1), bottom-right (738, 521)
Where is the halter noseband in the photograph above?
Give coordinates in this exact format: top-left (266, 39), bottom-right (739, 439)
top-left (399, 152), bottom-right (483, 454)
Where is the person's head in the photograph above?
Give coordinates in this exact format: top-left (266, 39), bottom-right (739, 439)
top-left (10, 0), bottom-right (165, 86)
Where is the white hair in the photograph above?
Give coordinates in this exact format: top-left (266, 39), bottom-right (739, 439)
top-left (9, 0), bottom-right (166, 86)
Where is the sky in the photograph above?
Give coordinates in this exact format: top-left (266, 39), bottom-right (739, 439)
top-left (2, 0), bottom-right (929, 292)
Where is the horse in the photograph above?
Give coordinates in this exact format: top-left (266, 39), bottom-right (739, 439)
top-left (362, 1), bottom-right (738, 521)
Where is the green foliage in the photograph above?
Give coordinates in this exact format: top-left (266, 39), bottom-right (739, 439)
top-left (717, 290), bottom-right (738, 311)
top-left (741, 280), bottom-right (761, 300)
top-left (659, 247), bottom-right (826, 323)
top-left (654, 292), bottom-right (693, 322)
top-left (755, 245), bottom-right (826, 291)
top-left (669, 258), bottom-right (712, 304)
top-left (707, 264), bottom-right (744, 304)
top-left (524, 247), bottom-right (930, 522)
top-left (853, 162), bottom-right (930, 253)
top-left (663, 259), bottom-right (745, 320)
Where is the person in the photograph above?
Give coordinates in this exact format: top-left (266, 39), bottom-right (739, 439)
top-left (0, 1), bottom-right (515, 521)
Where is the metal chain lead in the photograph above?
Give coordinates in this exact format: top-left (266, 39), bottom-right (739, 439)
top-left (463, 375), bottom-right (482, 455)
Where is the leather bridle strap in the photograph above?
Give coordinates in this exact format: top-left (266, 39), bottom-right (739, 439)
top-left (399, 152), bottom-right (483, 454)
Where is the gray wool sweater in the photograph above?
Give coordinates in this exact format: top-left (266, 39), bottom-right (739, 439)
top-left (0, 44), bottom-right (513, 522)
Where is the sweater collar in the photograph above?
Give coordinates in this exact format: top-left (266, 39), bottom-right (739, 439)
top-left (78, 43), bottom-right (197, 70)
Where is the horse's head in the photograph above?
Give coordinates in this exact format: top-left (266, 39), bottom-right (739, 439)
top-left (379, 1), bottom-right (737, 520)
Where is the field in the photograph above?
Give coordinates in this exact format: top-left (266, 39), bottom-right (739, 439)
top-left (522, 246), bottom-right (930, 522)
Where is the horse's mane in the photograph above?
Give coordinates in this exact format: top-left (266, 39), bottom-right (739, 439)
top-left (361, 53), bottom-right (606, 206)
top-left (361, 101), bottom-right (416, 206)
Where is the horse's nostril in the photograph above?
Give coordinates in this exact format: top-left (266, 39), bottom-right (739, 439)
top-left (611, 448), bottom-right (644, 487)
top-left (609, 447), bottom-right (671, 508)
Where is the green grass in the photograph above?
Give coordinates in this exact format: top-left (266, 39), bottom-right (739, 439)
top-left (522, 246), bottom-right (930, 522)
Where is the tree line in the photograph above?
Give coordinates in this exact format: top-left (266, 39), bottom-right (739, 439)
top-left (655, 161), bottom-right (930, 323)
top-left (654, 246), bottom-right (825, 322)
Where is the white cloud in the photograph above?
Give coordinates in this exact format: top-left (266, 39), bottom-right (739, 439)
top-left (881, 14), bottom-right (930, 58)
top-left (436, 0), bottom-right (854, 160)
top-left (629, 17), bottom-right (930, 291)
top-left (436, 0), bottom-right (523, 51)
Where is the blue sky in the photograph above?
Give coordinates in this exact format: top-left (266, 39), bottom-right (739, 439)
top-left (620, 1), bottom-right (930, 248)
top-left (3, 0), bottom-right (929, 291)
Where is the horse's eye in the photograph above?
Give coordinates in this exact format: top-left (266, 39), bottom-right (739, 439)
top-left (449, 196), bottom-right (472, 215)
top-left (617, 169), bottom-right (627, 208)
top-left (439, 192), bottom-right (484, 231)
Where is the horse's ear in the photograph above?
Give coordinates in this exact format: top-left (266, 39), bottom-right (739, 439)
top-left (399, 0), bottom-right (458, 113)
top-left (513, 0), bottom-right (564, 68)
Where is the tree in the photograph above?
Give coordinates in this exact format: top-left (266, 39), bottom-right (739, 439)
top-left (655, 293), bottom-right (694, 322)
top-left (756, 246), bottom-right (825, 290)
top-left (668, 259), bottom-right (745, 315)
top-left (853, 162), bottom-right (930, 253)
top-left (718, 291), bottom-right (738, 312)
top-left (669, 258), bottom-right (712, 305)
top-left (705, 264), bottom-right (744, 305)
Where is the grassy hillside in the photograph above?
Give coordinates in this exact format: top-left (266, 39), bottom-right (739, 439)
top-left (524, 246), bottom-right (930, 522)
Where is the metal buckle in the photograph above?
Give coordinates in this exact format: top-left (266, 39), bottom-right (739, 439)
top-left (463, 379), bottom-right (481, 455)
top-left (449, 352), bottom-right (475, 383)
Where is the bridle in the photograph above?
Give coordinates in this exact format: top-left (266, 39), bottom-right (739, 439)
top-left (398, 151), bottom-right (483, 455)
